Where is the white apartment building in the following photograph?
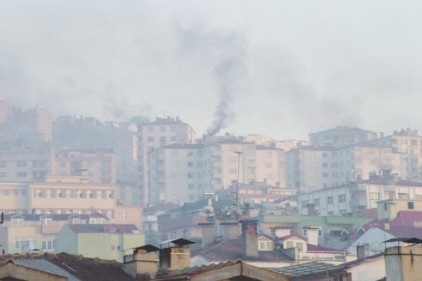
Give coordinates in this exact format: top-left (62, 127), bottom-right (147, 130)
top-left (148, 137), bottom-right (286, 205)
top-left (136, 117), bottom-right (196, 205)
top-left (285, 144), bottom-right (404, 193)
top-left (148, 144), bottom-right (204, 205)
top-left (298, 176), bottom-right (422, 216)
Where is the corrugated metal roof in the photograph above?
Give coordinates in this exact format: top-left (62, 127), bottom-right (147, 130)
top-left (15, 259), bottom-right (81, 281)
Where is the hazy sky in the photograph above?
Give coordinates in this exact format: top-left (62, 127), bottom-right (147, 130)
top-left (1, 1), bottom-right (422, 139)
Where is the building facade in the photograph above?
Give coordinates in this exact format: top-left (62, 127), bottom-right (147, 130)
top-left (137, 117), bottom-right (196, 205)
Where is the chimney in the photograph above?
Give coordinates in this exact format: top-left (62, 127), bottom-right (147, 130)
top-left (123, 245), bottom-right (159, 278)
top-left (199, 223), bottom-right (215, 249)
top-left (220, 222), bottom-right (241, 240)
top-left (159, 239), bottom-right (194, 270)
top-left (357, 245), bottom-right (365, 259)
top-left (240, 219), bottom-right (258, 258)
top-left (304, 227), bottom-right (319, 246)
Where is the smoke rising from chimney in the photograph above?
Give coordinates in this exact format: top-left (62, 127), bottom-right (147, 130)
top-left (176, 24), bottom-right (246, 137)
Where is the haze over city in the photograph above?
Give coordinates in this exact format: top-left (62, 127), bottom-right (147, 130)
top-left (1, 2), bottom-right (422, 281)
top-left (2, 1), bottom-right (422, 139)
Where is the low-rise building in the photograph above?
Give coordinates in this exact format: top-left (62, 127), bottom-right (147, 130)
top-left (55, 224), bottom-right (144, 262)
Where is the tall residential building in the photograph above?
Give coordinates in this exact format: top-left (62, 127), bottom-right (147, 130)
top-left (0, 140), bottom-right (54, 182)
top-left (54, 148), bottom-right (117, 184)
top-left (309, 126), bottom-right (378, 148)
top-left (370, 128), bottom-right (422, 182)
top-left (285, 144), bottom-right (403, 192)
top-left (148, 137), bottom-right (286, 205)
top-left (149, 144), bottom-right (204, 205)
top-left (136, 117), bottom-right (196, 205)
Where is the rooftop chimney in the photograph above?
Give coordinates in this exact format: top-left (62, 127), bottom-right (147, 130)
top-left (123, 245), bottom-right (159, 278)
top-left (159, 239), bottom-right (194, 271)
top-left (199, 223), bottom-right (215, 249)
top-left (240, 219), bottom-right (258, 258)
top-left (357, 245), bottom-right (365, 260)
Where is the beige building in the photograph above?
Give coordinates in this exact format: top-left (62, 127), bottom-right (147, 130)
top-left (205, 139), bottom-right (285, 190)
top-left (29, 175), bottom-right (116, 219)
top-left (54, 148), bottom-right (117, 184)
top-left (0, 213), bottom-right (109, 255)
top-left (137, 117), bottom-right (196, 205)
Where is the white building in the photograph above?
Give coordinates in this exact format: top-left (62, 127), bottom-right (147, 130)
top-left (136, 117), bottom-right (196, 205)
top-left (298, 176), bottom-right (422, 216)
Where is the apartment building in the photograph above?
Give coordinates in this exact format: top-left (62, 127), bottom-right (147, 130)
top-left (137, 117), bottom-right (196, 205)
top-left (28, 175), bottom-right (116, 219)
top-left (285, 143), bottom-right (403, 192)
top-left (204, 139), bottom-right (285, 190)
top-left (0, 140), bottom-right (54, 182)
top-left (0, 213), bottom-right (109, 255)
top-left (148, 137), bottom-right (287, 205)
top-left (148, 144), bottom-right (204, 205)
top-left (309, 126), bottom-right (378, 148)
top-left (298, 175), bottom-right (422, 216)
top-left (54, 148), bottom-right (116, 184)
top-left (371, 128), bottom-right (422, 182)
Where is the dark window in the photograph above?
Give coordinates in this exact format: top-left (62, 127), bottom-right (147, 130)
top-left (408, 202), bottom-right (415, 209)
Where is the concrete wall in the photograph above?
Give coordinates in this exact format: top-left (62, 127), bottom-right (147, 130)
top-left (386, 246), bottom-right (422, 281)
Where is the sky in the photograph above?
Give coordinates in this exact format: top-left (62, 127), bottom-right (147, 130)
top-left (1, 0), bottom-right (422, 139)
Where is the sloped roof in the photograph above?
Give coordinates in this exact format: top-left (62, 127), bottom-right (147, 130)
top-left (277, 233), bottom-right (308, 242)
top-left (272, 261), bottom-right (339, 277)
top-left (154, 260), bottom-right (290, 281)
top-left (66, 224), bottom-right (140, 234)
top-left (14, 259), bottom-right (80, 281)
top-left (391, 211), bottom-right (422, 227)
top-left (193, 239), bottom-right (293, 262)
top-left (1, 253), bottom-right (144, 281)
top-left (307, 244), bottom-right (344, 253)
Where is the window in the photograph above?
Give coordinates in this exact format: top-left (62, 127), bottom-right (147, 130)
top-left (11, 218), bottom-right (24, 227)
top-left (370, 192), bottom-right (380, 200)
top-left (258, 241), bottom-right (272, 251)
top-left (339, 194), bottom-right (346, 202)
top-left (0, 161), bottom-right (6, 167)
top-left (42, 239), bottom-right (55, 251)
top-left (408, 202), bottom-right (415, 209)
top-left (187, 172), bottom-right (194, 178)
top-left (147, 136), bottom-right (154, 142)
top-left (17, 172), bottom-right (27, 178)
top-left (16, 161), bottom-right (27, 167)
top-left (0, 172), bottom-right (6, 177)
top-left (327, 196), bottom-right (334, 204)
top-left (43, 218), bottom-right (53, 226)
top-left (160, 126), bottom-right (166, 132)
top-left (314, 199), bottom-right (320, 206)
